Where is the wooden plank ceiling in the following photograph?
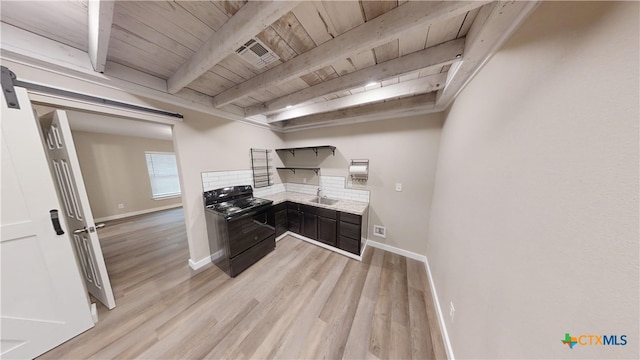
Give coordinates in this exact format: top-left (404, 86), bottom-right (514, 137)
top-left (1, 1), bottom-right (496, 129)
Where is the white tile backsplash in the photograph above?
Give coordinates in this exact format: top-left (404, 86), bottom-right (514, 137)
top-left (202, 171), bottom-right (369, 203)
top-left (201, 170), bottom-right (253, 191)
top-left (253, 183), bottom-right (285, 197)
top-left (320, 175), bottom-right (370, 202)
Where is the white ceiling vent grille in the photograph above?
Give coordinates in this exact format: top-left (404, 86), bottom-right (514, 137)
top-left (235, 38), bottom-right (280, 69)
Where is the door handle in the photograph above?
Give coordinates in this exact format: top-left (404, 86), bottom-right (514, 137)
top-left (73, 223), bottom-right (105, 234)
top-left (74, 224), bottom-right (105, 234)
top-left (49, 209), bottom-right (64, 235)
top-left (73, 227), bottom-right (88, 234)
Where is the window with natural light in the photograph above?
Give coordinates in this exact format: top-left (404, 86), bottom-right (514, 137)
top-left (145, 152), bottom-right (181, 199)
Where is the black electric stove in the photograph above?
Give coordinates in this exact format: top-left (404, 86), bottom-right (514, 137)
top-left (205, 187), bottom-right (273, 218)
top-left (203, 185), bottom-right (275, 277)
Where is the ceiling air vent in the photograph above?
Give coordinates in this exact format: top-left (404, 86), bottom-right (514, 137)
top-left (235, 38), bottom-right (280, 69)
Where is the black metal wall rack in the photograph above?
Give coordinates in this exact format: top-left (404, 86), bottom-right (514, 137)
top-left (276, 167), bottom-right (320, 175)
top-left (275, 145), bottom-right (336, 157)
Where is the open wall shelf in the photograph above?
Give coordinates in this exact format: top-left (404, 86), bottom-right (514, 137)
top-left (275, 145), bottom-right (336, 157)
top-left (276, 167), bottom-right (320, 175)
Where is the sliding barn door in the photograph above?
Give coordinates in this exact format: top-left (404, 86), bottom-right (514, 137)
top-left (40, 109), bottom-right (116, 310)
top-left (1, 85), bottom-right (94, 358)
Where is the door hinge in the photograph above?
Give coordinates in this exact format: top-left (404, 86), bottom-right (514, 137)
top-left (1, 66), bottom-right (20, 109)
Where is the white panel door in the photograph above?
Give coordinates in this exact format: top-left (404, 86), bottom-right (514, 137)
top-left (40, 109), bottom-right (116, 310)
top-left (1, 86), bottom-right (94, 359)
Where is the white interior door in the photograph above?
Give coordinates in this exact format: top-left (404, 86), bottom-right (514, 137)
top-left (1, 86), bottom-right (94, 359)
top-left (40, 109), bottom-right (116, 310)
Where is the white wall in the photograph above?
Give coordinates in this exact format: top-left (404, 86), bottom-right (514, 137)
top-left (427, 2), bottom-right (639, 358)
top-left (3, 57), bottom-right (285, 265)
top-left (172, 113), bottom-right (284, 263)
top-left (71, 131), bottom-right (181, 220)
top-left (284, 113), bottom-right (444, 255)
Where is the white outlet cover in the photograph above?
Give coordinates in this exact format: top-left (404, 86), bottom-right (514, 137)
top-left (373, 225), bottom-right (386, 238)
top-left (395, 183), bottom-right (402, 191)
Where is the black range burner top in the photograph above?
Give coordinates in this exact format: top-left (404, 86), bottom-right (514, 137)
top-left (204, 186), bottom-right (272, 217)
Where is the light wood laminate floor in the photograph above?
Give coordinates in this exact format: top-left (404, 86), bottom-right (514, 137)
top-left (39, 208), bottom-right (445, 359)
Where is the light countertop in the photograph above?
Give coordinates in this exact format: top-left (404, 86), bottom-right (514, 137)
top-left (261, 191), bottom-right (368, 215)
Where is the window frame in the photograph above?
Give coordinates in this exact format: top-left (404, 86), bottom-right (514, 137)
top-left (144, 151), bottom-right (181, 200)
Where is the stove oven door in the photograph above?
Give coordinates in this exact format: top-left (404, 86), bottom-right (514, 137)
top-left (227, 206), bottom-right (275, 259)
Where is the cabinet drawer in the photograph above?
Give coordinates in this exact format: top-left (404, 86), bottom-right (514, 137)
top-left (287, 202), bottom-right (300, 211)
top-left (338, 236), bottom-right (360, 255)
top-left (339, 221), bottom-right (360, 240)
top-left (340, 212), bottom-right (361, 225)
top-left (229, 235), bottom-right (275, 277)
top-left (316, 207), bottom-right (336, 219)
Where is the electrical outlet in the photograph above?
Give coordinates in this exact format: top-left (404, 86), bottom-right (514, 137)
top-left (373, 225), bottom-right (386, 238)
top-left (449, 301), bottom-right (455, 323)
top-left (395, 183), bottom-right (402, 192)
top-left (118, 203), bottom-right (125, 209)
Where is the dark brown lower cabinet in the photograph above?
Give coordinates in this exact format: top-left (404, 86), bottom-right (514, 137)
top-left (338, 211), bottom-right (364, 255)
top-left (301, 211), bottom-right (317, 240)
top-left (287, 202), bottom-right (300, 233)
top-left (317, 216), bottom-right (337, 246)
top-left (268, 202), bottom-right (287, 238)
top-left (282, 201), bottom-right (365, 256)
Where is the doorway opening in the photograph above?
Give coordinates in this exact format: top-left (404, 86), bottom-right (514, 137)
top-left (33, 104), bottom-right (188, 318)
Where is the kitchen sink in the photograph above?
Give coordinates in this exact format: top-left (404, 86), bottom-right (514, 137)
top-left (309, 197), bottom-right (339, 205)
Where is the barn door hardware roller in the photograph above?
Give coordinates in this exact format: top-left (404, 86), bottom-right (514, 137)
top-left (1, 66), bottom-right (20, 109)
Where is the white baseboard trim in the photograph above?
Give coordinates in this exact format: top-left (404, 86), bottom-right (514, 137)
top-left (424, 256), bottom-right (455, 360)
top-left (95, 203), bottom-right (182, 222)
top-left (366, 239), bottom-right (454, 360)
top-left (285, 231), bottom-right (363, 261)
top-left (275, 233), bottom-right (288, 242)
top-left (188, 255), bottom-right (212, 270)
top-left (365, 239), bottom-right (427, 263)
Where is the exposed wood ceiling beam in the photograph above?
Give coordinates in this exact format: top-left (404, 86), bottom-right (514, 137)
top-left (436, 1), bottom-right (540, 108)
top-left (167, 0), bottom-right (301, 94)
top-left (0, 24), bottom-right (272, 130)
top-left (267, 73), bottom-right (446, 123)
top-left (283, 93), bottom-right (438, 131)
top-left (245, 38), bottom-right (465, 117)
top-left (213, 1), bottom-right (490, 108)
top-left (87, 0), bottom-right (114, 73)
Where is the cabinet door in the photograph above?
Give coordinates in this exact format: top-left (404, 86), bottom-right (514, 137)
top-left (287, 208), bottom-right (300, 233)
top-left (317, 216), bottom-right (337, 246)
top-left (275, 209), bottom-right (287, 237)
top-left (302, 212), bottom-right (317, 240)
